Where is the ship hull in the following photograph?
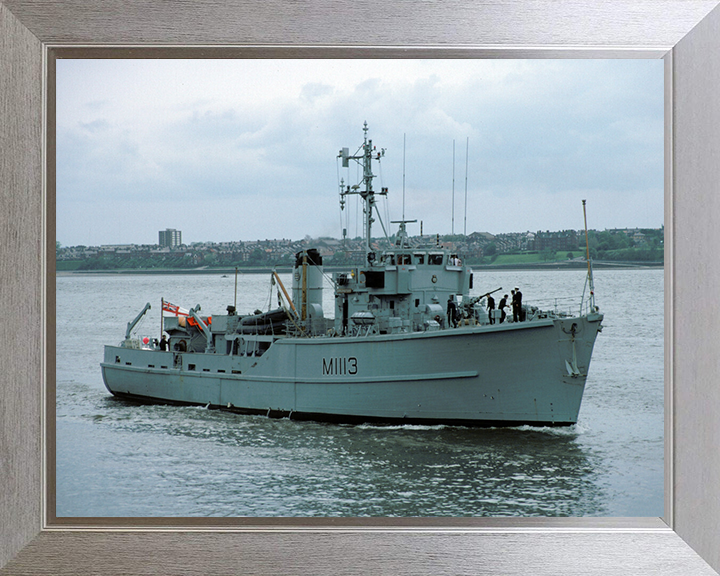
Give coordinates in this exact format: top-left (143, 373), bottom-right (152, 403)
top-left (101, 314), bottom-right (602, 426)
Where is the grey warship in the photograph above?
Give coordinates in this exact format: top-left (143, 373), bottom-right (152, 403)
top-left (101, 123), bottom-right (604, 426)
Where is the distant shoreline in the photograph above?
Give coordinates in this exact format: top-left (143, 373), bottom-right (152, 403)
top-left (56, 260), bottom-right (663, 276)
top-left (471, 261), bottom-right (663, 271)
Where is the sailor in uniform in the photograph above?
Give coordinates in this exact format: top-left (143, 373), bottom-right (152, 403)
top-left (498, 294), bottom-right (508, 324)
top-left (447, 295), bottom-right (458, 328)
top-left (512, 286), bottom-right (523, 322)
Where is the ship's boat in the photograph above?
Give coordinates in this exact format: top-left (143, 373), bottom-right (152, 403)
top-left (101, 123), bottom-right (603, 426)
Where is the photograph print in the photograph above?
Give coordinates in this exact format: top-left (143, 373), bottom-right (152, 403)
top-left (55, 58), bottom-right (664, 518)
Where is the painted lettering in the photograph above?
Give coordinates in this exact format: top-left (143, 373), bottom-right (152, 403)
top-left (322, 357), bottom-right (333, 375)
top-left (321, 357), bottom-right (358, 375)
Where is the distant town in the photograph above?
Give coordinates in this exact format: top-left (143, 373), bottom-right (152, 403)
top-left (56, 226), bottom-right (664, 271)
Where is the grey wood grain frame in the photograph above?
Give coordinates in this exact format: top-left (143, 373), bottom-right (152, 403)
top-left (2, 1), bottom-right (720, 574)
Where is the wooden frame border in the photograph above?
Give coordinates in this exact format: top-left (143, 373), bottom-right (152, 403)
top-left (2, 2), bottom-right (720, 574)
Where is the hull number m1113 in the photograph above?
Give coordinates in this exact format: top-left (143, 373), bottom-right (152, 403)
top-left (322, 357), bottom-right (358, 375)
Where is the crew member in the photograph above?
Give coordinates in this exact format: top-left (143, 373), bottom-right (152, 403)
top-left (498, 294), bottom-right (508, 324)
top-left (487, 294), bottom-right (496, 324)
top-left (447, 295), bottom-right (458, 328)
top-left (159, 335), bottom-right (168, 351)
top-left (512, 286), bottom-right (523, 322)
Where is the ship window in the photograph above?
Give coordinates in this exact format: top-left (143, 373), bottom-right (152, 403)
top-left (398, 254), bottom-right (411, 265)
top-left (115, 356), bottom-right (121, 363)
top-left (188, 364), bottom-right (196, 371)
top-left (161, 366), bottom-right (168, 369)
top-left (429, 254), bottom-right (444, 265)
top-left (218, 369), bottom-right (226, 373)
top-left (203, 368), bottom-right (210, 372)
top-left (414, 253), bottom-right (425, 265)
top-left (148, 364), bottom-right (155, 368)
top-left (125, 362), bottom-right (131, 366)
top-left (415, 299), bottom-right (420, 307)
top-left (390, 301), bottom-right (395, 310)
top-left (232, 370), bottom-right (242, 374)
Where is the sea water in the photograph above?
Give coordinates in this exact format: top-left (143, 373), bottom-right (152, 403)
top-left (55, 268), bottom-right (663, 517)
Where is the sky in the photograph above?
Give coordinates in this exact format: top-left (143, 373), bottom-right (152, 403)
top-left (56, 59), bottom-right (664, 247)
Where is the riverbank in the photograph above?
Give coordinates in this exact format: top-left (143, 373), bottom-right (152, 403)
top-left (55, 260), bottom-right (662, 276)
top-left (472, 260), bottom-right (662, 270)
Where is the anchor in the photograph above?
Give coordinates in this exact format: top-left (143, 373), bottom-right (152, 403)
top-left (564, 323), bottom-right (581, 377)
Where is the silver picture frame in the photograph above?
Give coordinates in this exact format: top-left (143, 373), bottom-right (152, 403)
top-left (2, 1), bottom-right (719, 574)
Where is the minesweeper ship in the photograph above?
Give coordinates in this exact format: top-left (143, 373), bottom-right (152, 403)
top-left (101, 123), bottom-right (604, 426)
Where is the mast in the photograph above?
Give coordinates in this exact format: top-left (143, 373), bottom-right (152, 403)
top-left (160, 298), bottom-right (164, 341)
top-left (402, 133), bottom-right (406, 222)
top-left (464, 137), bottom-right (469, 236)
top-left (233, 267), bottom-right (238, 310)
top-left (582, 199), bottom-right (596, 311)
top-left (338, 122), bottom-right (387, 264)
top-left (451, 139), bottom-right (456, 235)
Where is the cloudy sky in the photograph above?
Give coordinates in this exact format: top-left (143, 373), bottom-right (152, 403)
top-left (56, 59), bottom-right (663, 247)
